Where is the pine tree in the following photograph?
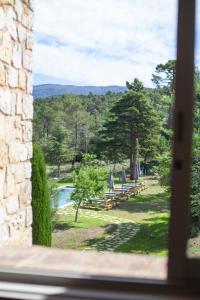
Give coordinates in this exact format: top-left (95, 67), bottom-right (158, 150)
top-left (98, 79), bottom-right (160, 178)
top-left (32, 144), bottom-right (52, 246)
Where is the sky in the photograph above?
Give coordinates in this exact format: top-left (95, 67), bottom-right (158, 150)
top-left (33, 0), bottom-right (178, 87)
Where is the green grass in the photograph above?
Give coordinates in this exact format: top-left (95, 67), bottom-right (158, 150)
top-left (55, 213), bottom-right (110, 230)
top-left (105, 179), bottom-right (168, 222)
top-left (52, 214), bottom-right (110, 250)
top-left (115, 214), bottom-right (168, 256)
top-left (52, 176), bottom-right (169, 255)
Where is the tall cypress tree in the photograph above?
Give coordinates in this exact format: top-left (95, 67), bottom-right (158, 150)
top-left (32, 144), bottom-right (52, 246)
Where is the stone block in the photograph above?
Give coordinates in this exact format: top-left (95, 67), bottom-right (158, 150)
top-left (16, 93), bottom-right (22, 115)
top-left (0, 140), bottom-right (8, 169)
top-left (22, 95), bottom-right (33, 119)
top-left (26, 72), bottom-right (32, 94)
top-left (1, 0), bottom-right (14, 4)
top-left (6, 195), bottom-right (19, 215)
top-left (12, 44), bottom-right (22, 69)
top-left (0, 224), bottom-right (9, 244)
top-left (0, 205), bottom-right (6, 224)
top-left (0, 8), bottom-right (5, 30)
top-left (23, 120), bottom-right (32, 142)
top-left (15, 0), bottom-right (23, 22)
top-left (23, 49), bottom-right (32, 71)
top-left (18, 69), bottom-right (26, 90)
top-left (9, 142), bottom-right (29, 163)
top-left (0, 60), bottom-right (6, 85)
top-left (6, 7), bottom-right (17, 41)
top-left (25, 142), bottom-right (32, 159)
top-left (0, 31), bottom-right (12, 64)
top-left (12, 162), bottom-right (24, 183)
top-left (9, 210), bottom-right (25, 237)
top-left (14, 117), bottom-right (23, 141)
top-left (18, 180), bottom-right (32, 207)
top-left (0, 89), bottom-right (14, 115)
top-left (22, 9), bottom-right (33, 30)
top-left (0, 168), bottom-right (6, 200)
top-left (26, 205), bottom-right (32, 226)
top-left (4, 166), bottom-right (15, 197)
top-left (26, 32), bottom-right (33, 50)
top-left (8, 66), bottom-right (18, 88)
top-left (23, 161), bottom-right (31, 179)
top-left (18, 23), bottom-right (26, 43)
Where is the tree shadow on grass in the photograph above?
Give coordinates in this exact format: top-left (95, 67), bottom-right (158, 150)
top-left (83, 222), bottom-right (137, 251)
top-left (117, 192), bottom-right (169, 214)
top-left (83, 223), bottom-right (120, 250)
top-left (116, 216), bottom-right (168, 255)
top-left (54, 222), bottom-right (75, 231)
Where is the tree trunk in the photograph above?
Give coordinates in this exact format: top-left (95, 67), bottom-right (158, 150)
top-left (71, 159), bottom-right (75, 169)
top-left (57, 163), bottom-right (60, 177)
top-left (130, 137), bottom-right (137, 180)
top-left (74, 201), bottom-right (81, 222)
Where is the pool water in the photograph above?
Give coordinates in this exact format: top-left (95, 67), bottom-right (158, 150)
top-left (53, 187), bottom-right (75, 208)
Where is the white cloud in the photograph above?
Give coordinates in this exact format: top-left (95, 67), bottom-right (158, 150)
top-left (33, 0), bottom-right (178, 86)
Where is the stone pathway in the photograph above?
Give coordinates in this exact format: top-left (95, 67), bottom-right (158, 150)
top-left (86, 223), bottom-right (139, 251)
top-left (57, 206), bottom-right (139, 252)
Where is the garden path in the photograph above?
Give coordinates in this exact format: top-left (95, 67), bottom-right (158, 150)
top-left (57, 206), bottom-right (139, 251)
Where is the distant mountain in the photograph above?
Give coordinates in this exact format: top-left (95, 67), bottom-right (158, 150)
top-left (33, 84), bottom-right (127, 99)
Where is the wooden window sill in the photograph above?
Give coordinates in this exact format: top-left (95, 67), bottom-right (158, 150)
top-left (0, 246), bottom-right (167, 280)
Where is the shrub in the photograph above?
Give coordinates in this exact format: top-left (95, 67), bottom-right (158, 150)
top-left (71, 167), bottom-right (107, 222)
top-left (32, 144), bottom-right (52, 246)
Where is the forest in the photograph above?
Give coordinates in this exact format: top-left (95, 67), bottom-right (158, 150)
top-left (33, 60), bottom-right (200, 238)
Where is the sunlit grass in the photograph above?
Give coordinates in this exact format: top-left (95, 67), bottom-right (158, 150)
top-left (52, 176), bottom-right (169, 255)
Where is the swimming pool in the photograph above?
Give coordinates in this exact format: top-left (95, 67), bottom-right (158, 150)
top-left (53, 187), bottom-right (75, 208)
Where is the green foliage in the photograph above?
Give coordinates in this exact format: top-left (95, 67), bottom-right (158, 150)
top-left (154, 152), bottom-right (171, 189)
top-left (126, 78), bottom-right (144, 92)
top-left (32, 144), bottom-right (52, 246)
top-left (33, 93), bottom-right (121, 166)
top-left (43, 125), bottom-right (74, 176)
top-left (97, 79), bottom-right (160, 176)
top-left (82, 153), bottom-right (97, 166)
top-left (152, 60), bottom-right (176, 94)
top-left (49, 182), bottom-right (59, 231)
top-left (71, 167), bottom-right (107, 222)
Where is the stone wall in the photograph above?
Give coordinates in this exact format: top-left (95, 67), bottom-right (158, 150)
top-left (0, 0), bottom-right (33, 246)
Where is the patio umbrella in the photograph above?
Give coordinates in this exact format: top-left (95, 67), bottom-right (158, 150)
top-left (120, 167), bottom-right (127, 190)
top-left (137, 161), bottom-right (141, 177)
top-left (133, 162), bottom-right (139, 183)
top-left (108, 171), bottom-right (114, 192)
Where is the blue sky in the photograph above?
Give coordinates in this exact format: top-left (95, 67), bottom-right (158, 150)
top-left (33, 0), bottom-right (178, 87)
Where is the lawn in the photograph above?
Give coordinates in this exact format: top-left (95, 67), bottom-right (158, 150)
top-left (52, 176), bottom-right (169, 255)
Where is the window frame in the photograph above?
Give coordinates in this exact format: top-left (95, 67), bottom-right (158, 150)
top-left (0, 0), bottom-right (200, 297)
top-left (168, 0), bottom-right (196, 280)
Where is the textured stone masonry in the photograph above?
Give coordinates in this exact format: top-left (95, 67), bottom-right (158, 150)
top-left (0, 0), bottom-right (33, 246)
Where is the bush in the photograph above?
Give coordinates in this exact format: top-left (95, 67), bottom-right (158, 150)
top-left (32, 144), bottom-right (52, 246)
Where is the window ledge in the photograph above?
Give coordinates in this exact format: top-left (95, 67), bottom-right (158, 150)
top-left (0, 246), bottom-right (167, 280)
